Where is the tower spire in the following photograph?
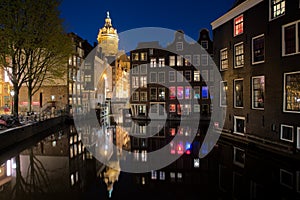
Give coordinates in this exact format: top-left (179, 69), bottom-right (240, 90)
top-left (107, 11), bottom-right (110, 19)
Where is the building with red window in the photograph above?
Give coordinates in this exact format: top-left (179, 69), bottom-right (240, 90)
top-left (211, 0), bottom-right (300, 153)
top-left (129, 29), bottom-right (213, 121)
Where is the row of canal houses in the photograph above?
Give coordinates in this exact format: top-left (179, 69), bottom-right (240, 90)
top-left (129, 0), bottom-right (300, 154)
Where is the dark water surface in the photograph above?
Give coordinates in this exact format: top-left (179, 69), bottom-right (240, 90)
top-left (0, 121), bottom-right (299, 200)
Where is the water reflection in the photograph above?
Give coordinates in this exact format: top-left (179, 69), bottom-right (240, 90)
top-left (0, 120), bottom-right (299, 200)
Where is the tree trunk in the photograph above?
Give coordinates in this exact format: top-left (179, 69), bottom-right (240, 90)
top-left (28, 86), bottom-right (32, 113)
top-left (13, 84), bottom-right (19, 117)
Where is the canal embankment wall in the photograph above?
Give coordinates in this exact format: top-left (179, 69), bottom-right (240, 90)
top-left (0, 115), bottom-right (66, 152)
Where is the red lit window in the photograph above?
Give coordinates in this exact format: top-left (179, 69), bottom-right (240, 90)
top-left (169, 104), bottom-right (176, 112)
top-left (234, 15), bottom-right (243, 36)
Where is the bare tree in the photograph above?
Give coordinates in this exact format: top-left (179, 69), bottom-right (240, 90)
top-left (0, 0), bottom-right (73, 115)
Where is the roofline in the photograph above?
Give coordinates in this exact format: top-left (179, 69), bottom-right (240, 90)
top-left (211, 0), bottom-right (263, 30)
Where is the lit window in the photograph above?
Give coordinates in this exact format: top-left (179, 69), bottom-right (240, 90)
top-left (234, 116), bottom-right (245, 135)
top-left (185, 86), bottom-right (191, 99)
top-left (169, 104), bottom-right (176, 112)
top-left (252, 34), bottom-right (265, 64)
top-left (194, 87), bottom-right (200, 99)
top-left (159, 171), bottom-right (165, 180)
top-left (132, 53), bottom-right (139, 61)
top-left (140, 52), bottom-right (147, 61)
top-left (270, 0), bottom-right (285, 20)
top-left (234, 79), bottom-right (243, 108)
top-left (252, 76), bottom-right (265, 109)
top-left (284, 72), bottom-right (300, 112)
top-left (169, 87), bottom-right (176, 100)
top-left (176, 42), bottom-right (183, 51)
top-left (158, 88), bottom-right (165, 100)
top-left (177, 86), bottom-right (184, 99)
top-left (194, 71), bottom-right (200, 81)
top-left (194, 105), bottom-right (200, 112)
top-left (282, 20), bottom-right (300, 56)
top-left (132, 76), bottom-right (139, 88)
top-left (280, 125), bottom-right (294, 142)
top-left (140, 92), bottom-right (147, 102)
top-left (169, 71), bottom-right (176, 82)
top-left (140, 76), bottom-right (147, 88)
top-left (184, 55), bottom-right (191, 66)
top-left (150, 88), bottom-right (157, 100)
top-left (234, 43), bottom-right (244, 68)
top-left (169, 56), bottom-right (175, 66)
top-left (202, 86), bottom-right (209, 99)
top-left (84, 75), bottom-right (91, 83)
top-left (234, 15), bottom-right (243, 36)
top-left (151, 170), bottom-right (157, 180)
top-left (158, 58), bottom-right (165, 67)
top-left (132, 92), bottom-right (139, 101)
top-left (177, 55), bottom-right (183, 66)
top-left (220, 48), bottom-right (228, 70)
top-left (150, 58), bottom-right (156, 68)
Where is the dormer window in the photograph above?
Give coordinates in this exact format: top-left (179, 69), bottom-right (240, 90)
top-left (176, 42), bottom-right (183, 51)
top-left (234, 15), bottom-right (244, 37)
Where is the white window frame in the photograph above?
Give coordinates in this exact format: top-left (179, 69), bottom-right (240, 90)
top-left (234, 42), bottom-right (244, 68)
top-left (132, 53), bottom-right (139, 61)
top-left (194, 71), bottom-right (200, 82)
top-left (269, 0), bottom-right (285, 21)
top-left (233, 146), bottom-right (245, 168)
top-left (193, 54), bottom-right (200, 66)
top-left (140, 52), bottom-right (147, 61)
top-left (176, 42), bottom-right (183, 51)
top-left (220, 48), bottom-right (228, 71)
top-left (131, 64), bottom-right (139, 74)
top-left (169, 56), bottom-right (176, 66)
top-left (252, 76), bottom-right (265, 110)
top-left (158, 58), bottom-right (165, 67)
top-left (280, 169), bottom-right (293, 189)
top-left (283, 71), bottom-right (300, 113)
top-left (282, 20), bottom-right (300, 56)
top-left (140, 91), bottom-right (147, 102)
top-left (280, 124), bottom-right (294, 142)
top-left (140, 64), bottom-right (147, 74)
top-left (233, 14), bottom-right (244, 37)
top-left (234, 116), bottom-right (245, 136)
top-left (202, 70), bottom-right (208, 82)
top-left (252, 34), bottom-right (265, 65)
top-left (201, 54), bottom-right (209, 66)
top-left (140, 76), bottom-right (147, 88)
top-left (150, 72), bottom-right (157, 83)
top-left (177, 55), bottom-right (183, 66)
top-left (177, 71), bottom-right (183, 82)
top-left (158, 72), bottom-right (165, 83)
top-left (234, 78), bottom-right (244, 108)
top-left (169, 71), bottom-right (176, 82)
top-left (150, 58), bottom-right (157, 68)
top-left (184, 70), bottom-right (191, 82)
top-left (297, 127), bottom-right (300, 150)
top-left (184, 55), bottom-right (191, 66)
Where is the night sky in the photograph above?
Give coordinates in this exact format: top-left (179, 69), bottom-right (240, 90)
top-left (59, 0), bottom-right (236, 46)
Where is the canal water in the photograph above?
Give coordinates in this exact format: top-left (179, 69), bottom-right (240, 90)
top-left (0, 120), bottom-right (299, 200)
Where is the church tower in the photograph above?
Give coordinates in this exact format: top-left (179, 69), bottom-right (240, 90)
top-left (97, 11), bottom-right (119, 56)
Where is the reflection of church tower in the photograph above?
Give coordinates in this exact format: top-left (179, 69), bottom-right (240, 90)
top-left (97, 11), bottom-right (119, 56)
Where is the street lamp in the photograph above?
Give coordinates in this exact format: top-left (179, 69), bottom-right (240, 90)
top-left (10, 90), bottom-right (15, 115)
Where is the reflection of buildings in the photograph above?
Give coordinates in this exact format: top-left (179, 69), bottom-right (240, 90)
top-left (129, 29), bottom-right (213, 120)
top-left (212, 0), bottom-right (300, 152)
top-left (128, 121), bottom-right (300, 199)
